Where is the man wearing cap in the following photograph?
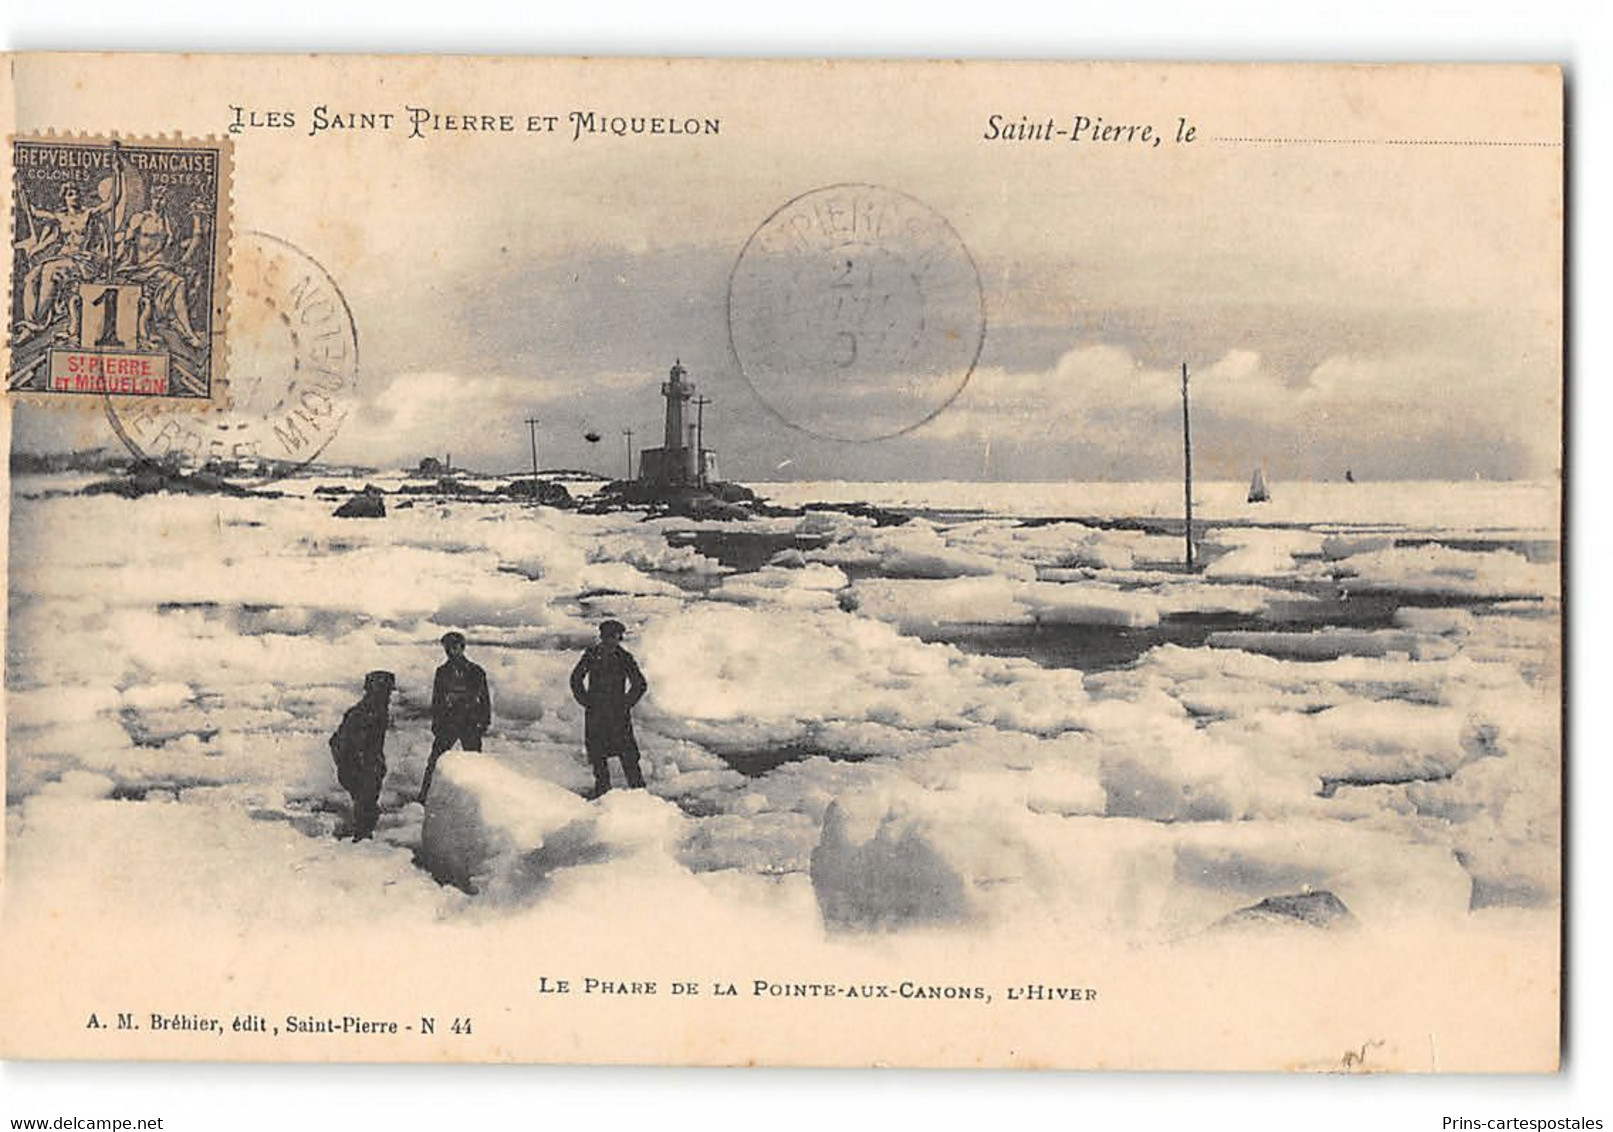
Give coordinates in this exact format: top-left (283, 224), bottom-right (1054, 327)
top-left (569, 619), bottom-right (649, 799)
top-left (330, 670), bottom-right (395, 841)
top-left (420, 631), bottom-right (493, 803)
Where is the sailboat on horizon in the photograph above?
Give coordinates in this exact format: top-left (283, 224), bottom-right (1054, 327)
top-left (1247, 466), bottom-right (1271, 503)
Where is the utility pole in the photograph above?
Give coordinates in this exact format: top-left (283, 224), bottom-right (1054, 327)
top-left (693, 395), bottom-right (711, 487)
top-left (1181, 362), bottom-right (1194, 571)
top-left (525, 417), bottom-right (541, 482)
top-left (623, 428), bottom-right (634, 480)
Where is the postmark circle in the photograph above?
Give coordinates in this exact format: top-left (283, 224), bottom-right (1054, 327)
top-left (727, 183), bottom-right (985, 443)
top-left (106, 230), bottom-right (359, 484)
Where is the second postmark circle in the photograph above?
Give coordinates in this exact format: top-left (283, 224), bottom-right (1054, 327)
top-left (727, 183), bottom-right (985, 443)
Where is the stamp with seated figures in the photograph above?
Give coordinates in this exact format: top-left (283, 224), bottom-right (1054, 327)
top-left (8, 134), bottom-right (233, 405)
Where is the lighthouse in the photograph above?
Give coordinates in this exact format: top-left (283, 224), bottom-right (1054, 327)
top-left (637, 359), bottom-right (708, 487)
top-left (662, 359), bottom-right (693, 483)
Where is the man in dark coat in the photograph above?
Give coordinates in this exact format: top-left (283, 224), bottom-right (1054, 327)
top-left (330, 670), bottom-right (395, 841)
top-left (569, 619), bottom-right (648, 799)
top-left (419, 631), bottom-right (492, 803)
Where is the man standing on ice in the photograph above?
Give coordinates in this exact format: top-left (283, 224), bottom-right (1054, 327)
top-left (419, 631), bottom-right (492, 803)
top-left (330, 670), bottom-right (395, 841)
top-left (569, 619), bottom-right (649, 799)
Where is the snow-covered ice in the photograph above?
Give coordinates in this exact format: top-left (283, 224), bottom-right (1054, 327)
top-left (5, 476), bottom-right (1560, 954)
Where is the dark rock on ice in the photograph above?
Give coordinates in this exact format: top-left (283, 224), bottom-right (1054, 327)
top-left (801, 500), bottom-right (910, 527)
top-left (1217, 890), bottom-right (1354, 930)
top-left (79, 462), bottom-right (275, 499)
top-left (672, 494), bottom-right (753, 521)
top-left (12, 447), bottom-right (128, 474)
top-left (498, 479), bottom-right (574, 506)
top-left (333, 485), bottom-right (387, 519)
top-left (400, 476), bottom-right (487, 497)
top-left (583, 480), bottom-right (756, 520)
top-left (708, 481), bottom-right (761, 505)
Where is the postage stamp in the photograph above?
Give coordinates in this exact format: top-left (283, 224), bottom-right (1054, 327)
top-left (105, 230), bottom-right (358, 480)
top-left (7, 134), bottom-right (233, 405)
top-left (727, 183), bottom-right (985, 442)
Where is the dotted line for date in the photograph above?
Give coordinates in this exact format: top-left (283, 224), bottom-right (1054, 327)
top-left (1214, 136), bottom-right (1561, 147)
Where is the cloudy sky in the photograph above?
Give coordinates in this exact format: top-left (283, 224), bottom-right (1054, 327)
top-left (12, 57), bottom-right (1562, 481)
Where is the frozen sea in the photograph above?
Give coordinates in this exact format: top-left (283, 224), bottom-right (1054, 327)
top-left (2, 473), bottom-right (1562, 1051)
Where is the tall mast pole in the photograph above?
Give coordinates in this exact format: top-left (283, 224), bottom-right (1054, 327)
top-left (693, 395), bottom-right (711, 488)
top-left (525, 417), bottom-right (541, 482)
top-left (1181, 362), bottom-right (1194, 570)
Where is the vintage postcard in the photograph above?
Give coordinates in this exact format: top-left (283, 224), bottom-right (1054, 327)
top-left (0, 56), bottom-right (1562, 1070)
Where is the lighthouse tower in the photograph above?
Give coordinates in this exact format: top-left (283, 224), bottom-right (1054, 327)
top-left (637, 359), bottom-right (703, 486)
top-left (661, 359), bottom-right (693, 484)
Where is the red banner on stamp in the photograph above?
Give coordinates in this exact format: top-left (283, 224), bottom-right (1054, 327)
top-left (47, 348), bottom-right (170, 395)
